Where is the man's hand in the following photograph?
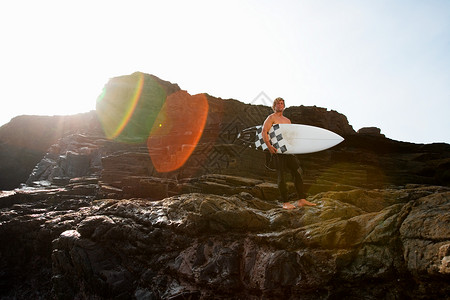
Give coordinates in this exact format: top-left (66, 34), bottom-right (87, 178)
top-left (268, 144), bottom-right (277, 154)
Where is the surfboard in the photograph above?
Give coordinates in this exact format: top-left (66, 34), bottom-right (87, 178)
top-left (237, 124), bottom-right (344, 154)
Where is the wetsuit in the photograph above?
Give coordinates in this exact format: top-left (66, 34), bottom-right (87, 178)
top-left (273, 154), bottom-right (305, 201)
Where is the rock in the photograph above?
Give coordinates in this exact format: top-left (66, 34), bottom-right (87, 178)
top-left (25, 133), bottom-right (106, 186)
top-left (3, 74), bottom-right (450, 191)
top-left (286, 105), bottom-right (355, 136)
top-left (1, 184), bottom-right (449, 299)
top-left (357, 127), bottom-right (385, 137)
top-left (400, 191), bottom-right (450, 281)
top-left (438, 244), bottom-right (450, 274)
top-left (0, 112), bottom-right (103, 189)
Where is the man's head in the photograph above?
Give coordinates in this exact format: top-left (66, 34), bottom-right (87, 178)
top-left (272, 97), bottom-right (285, 112)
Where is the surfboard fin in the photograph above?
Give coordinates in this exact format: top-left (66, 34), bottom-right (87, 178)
top-left (236, 126), bottom-right (259, 147)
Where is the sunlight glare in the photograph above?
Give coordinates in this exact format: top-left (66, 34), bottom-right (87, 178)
top-left (96, 72), bottom-right (166, 143)
top-left (147, 91), bottom-right (209, 173)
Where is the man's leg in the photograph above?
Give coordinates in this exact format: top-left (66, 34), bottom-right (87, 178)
top-left (275, 154), bottom-right (288, 202)
top-left (287, 155), bottom-right (316, 207)
top-left (275, 155), bottom-right (297, 209)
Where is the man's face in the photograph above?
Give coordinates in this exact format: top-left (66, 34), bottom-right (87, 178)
top-left (274, 100), bottom-right (285, 112)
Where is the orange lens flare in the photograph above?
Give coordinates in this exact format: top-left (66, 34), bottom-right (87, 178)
top-left (147, 91), bottom-right (208, 173)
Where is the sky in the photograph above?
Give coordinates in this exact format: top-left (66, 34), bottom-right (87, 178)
top-left (1, 0), bottom-right (449, 144)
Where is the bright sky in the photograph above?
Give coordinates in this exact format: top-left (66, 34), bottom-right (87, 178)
top-left (1, 0), bottom-right (449, 144)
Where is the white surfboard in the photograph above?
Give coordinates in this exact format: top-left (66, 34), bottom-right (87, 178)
top-left (238, 124), bottom-right (344, 154)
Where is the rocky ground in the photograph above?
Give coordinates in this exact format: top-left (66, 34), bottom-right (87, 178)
top-left (0, 178), bottom-right (449, 299)
top-left (1, 72), bottom-right (449, 299)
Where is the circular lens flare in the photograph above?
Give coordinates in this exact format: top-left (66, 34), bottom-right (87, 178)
top-left (96, 73), bottom-right (166, 143)
top-left (112, 73), bottom-right (144, 139)
top-left (147, 91), bottom-right (208, 173)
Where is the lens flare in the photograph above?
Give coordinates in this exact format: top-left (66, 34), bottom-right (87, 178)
top-left (147, 91), bottom-right (208, 173)
top-left (110, 74), bottom-right (144, 139)
top-left (96, 73), bottom-right (166, 143)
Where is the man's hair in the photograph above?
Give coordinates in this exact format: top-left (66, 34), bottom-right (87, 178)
top-left (272, 97), bottom-right (285, 112)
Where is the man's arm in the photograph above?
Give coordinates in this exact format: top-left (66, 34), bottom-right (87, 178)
top-left (262, 115), bottom-right (277, 154)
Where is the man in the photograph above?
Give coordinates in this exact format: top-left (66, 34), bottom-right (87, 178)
top-left (262, 97), bottom-right (316, 209)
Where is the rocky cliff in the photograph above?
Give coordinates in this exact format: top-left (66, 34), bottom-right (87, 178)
top-left (0, 112), bottom-right (102, 190)
top-left (0, 72), bottom-right (449, 299)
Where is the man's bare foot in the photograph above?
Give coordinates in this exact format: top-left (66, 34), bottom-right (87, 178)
top-left (282, 202), bottom-right (296, 209)
top-left (296, 199), bottom-right (317, 207)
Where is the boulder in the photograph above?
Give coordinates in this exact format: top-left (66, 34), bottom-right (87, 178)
top-left (357, 127), bottom-right (385, 137)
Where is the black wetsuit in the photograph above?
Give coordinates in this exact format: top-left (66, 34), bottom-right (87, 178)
top-left (273, 154), bottom-right (305, 201)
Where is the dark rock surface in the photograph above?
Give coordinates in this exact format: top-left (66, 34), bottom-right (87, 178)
top-left (357, 126), bottom-right (385, 137)
top-left (1, 72), bottom-right (449, 299)
top-left (1, 184), bottom-right (449, 299)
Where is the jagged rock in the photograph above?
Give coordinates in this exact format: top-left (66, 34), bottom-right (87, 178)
top-left (1, 184), bottom-right (449, 299)
top-left (286, 105), bottom-right (355, 136)
top-left (400, 190), bottom-right (450, 279)
top-left (2, 73), bottom-right (450, 190)
top-left (0, 112), bottom-right (103, 189)
top-left (26, 133), bottom-right (106, 186)
top-left (357, 127), bottom-right (385, 137)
